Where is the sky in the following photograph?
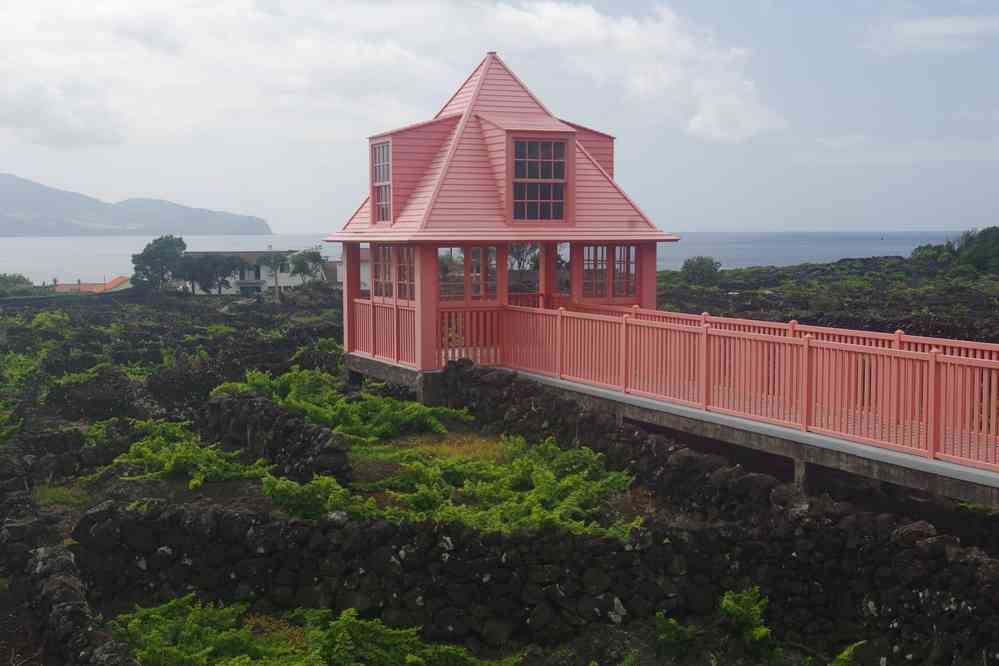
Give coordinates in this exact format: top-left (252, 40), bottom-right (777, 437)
top-left (1, 1), bottom-right (997, 234)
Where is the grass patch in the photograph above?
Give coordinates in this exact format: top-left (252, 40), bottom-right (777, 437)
top-left (0, 577), bottom-right (9, 594)
top-left (33, 482), bottom-right (93, 510)
top-left (396, 431), bottom-right (508, 463)
top-left (112, 594), bottom-right (518, 666)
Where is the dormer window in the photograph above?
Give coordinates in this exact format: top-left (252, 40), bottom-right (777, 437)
top-left (372, 141), bottom-right (391, 222)
top-left (513, 139), bottom-right (565, 220)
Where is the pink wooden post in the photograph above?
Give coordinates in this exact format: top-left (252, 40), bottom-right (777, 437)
top-left (392, 247), bottom-right (400, 363)
top-left (538, 242), bottom-right (551, 309)
top-left (699, 323), bottom-right (710, 408)
top-left (700, 311), bottom-right (710, 326)
top-left (556, 307), bottom-right (564, 378)
top-left (414, 244), bottom-right (439, 370)
top-left (800, 335), bottom-right (813, 431)
top-left (569, 243), bottom-right (584, 303)
top-left (638, 242), bottom-right (657, 310)
top-left (928, 348), bottom-right (941, 458)
top-left (497, 243), bottom-right (509, 306)
top-left (789, 320), bottom-right (798, 338)
top-left (892, 329), bottom-right (904, 425)
top-left (341, 243), bottom-right (360, 353)
top-left (619, 315), bottom-right (629, 391)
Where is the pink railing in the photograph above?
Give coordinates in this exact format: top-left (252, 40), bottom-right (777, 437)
top-left (499, 305), bottom-right (999, 473)
top-left (351, 299), bottom-right (417, 366)
top-left (438, 307), bottom-right (503, 367)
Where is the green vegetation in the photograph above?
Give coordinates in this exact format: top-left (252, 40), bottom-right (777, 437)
top-left (263, 474), bottom-right (376, 522)
top-left (132, 235), bottom-right (187, 291)
top-left (212, 368), bottom-right (470, 441)
top-left (267, 436), bottom-right (636, 540)
top-left (33, 482), bottom-right (93, 510)
top-left (658, 226), bottom-right (999, 340)
top-left (0, 405), bottom-right (20, 447)
top-left (719, 586), bottom-right (773, 654)
top-left (29, 310), bottom-right (72, 331)
top-left (112, 594), bottom-right (517, 666)
top-left (114, 420), bottom-right (271, 489)
top-left (681, 255), bottom-right (721, 285)
top-left (0, 272), bottom-right (38, 298)
top-left (653, 612), bottom-right (699, 658)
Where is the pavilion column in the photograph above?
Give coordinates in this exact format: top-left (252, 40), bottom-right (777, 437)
top-left (414, 244), bottom-right (440, 370)
top-left (497, 243), bottom-right (509, 305)
top-left (638, 242), bottom-right (657, 310)
top-left (569, 243), bottom-right (584, 302)
top-left (537, 242), bottom-right (552, 308)
top-left (341, 243), bottom-right (361, 353)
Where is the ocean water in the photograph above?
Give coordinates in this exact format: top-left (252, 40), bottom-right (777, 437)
top-left (0, 230), bottom-right (956, 284)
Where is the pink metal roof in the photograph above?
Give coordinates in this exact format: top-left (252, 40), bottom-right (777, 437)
top-left (328, 52), bottom-right (678, 244)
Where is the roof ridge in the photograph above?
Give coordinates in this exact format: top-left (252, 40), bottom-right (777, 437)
top-left (433, 54), bottom-right (488, 119)
top-left (574, 140), bottom-right (657, 230)
top-left (419, 53), bottom-right (495, 230)
top-left (487, 53), bottom-right (555, 118)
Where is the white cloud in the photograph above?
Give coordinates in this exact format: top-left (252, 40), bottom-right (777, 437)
top-left (0, 1), bottom-right (782, 149)
top-left (798, 134), bottom-right (999, 166)
top-left (863, 15), bottom-right (999, 54)
top-left (488, 3), bottom-right (784, 142)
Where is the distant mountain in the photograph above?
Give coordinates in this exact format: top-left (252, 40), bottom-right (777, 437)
top-left (0, 173), bottom-right (271, 236)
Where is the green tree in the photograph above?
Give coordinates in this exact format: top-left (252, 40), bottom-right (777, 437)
top-left (185, 254), bottom-right (245, 295)
top-left (131, 235), bottom-right (186, 291)
top-left (290, 248), bottom-right (324, 284)
top-left (681, 255), bottom-right (721, 285)
top-left (259, 252), bottom-right (291, 301)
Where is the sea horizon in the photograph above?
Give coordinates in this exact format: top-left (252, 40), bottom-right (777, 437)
top-left (1, 229), bottom-right (957, 285)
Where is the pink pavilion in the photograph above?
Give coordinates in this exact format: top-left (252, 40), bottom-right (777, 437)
top-left (327, 51), bottom-right (678, 373)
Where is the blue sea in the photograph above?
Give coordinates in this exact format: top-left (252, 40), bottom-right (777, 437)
top-left (0, 230), bottom-right (957, 284)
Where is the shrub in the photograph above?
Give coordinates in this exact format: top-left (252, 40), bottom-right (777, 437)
top-left (719, 586), bottom-right (772, 653)
top-left (829, 642), bottom-right (865, 666)
top-left (681, 255), bottom-right (721, 285)
top-left (274, 436), bottom-right (637, 539)
top-left (654, 612), bottom-right (698, 657)
top-left (0, 405), bottom-right (20, 447)
top-left (28, 310), bottom-right (71, 331)
top-left (111, 595), bottom-right (516, 666)
top-left (114, 420), bottom-right (271, 489)
top-left (212, 368), bottom-right (470, 441)
top-left (262, 474), bottom-right (377, 522)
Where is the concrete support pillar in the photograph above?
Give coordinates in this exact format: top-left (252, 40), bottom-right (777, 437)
top-left (341, 243), bottom-right (361, 352)
top-left (793, 457), bottom-right (810, 493)
top-left (414, 244), bottom-right (439, 371)
top-left (638, 241), bottom-right (657, 310)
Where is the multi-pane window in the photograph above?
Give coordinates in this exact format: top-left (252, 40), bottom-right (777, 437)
top-left (372, 142), bottom-right (391, 222)
top-left (582, 245), bottom-right (607, 297)
top-left (513, 139), bottom-right (565, 220)
top-left (613, 245), bottom-right (637, 296)
top-left (469, 246), bottom-right (497, 301)
top-left (438, 247), bottom-right (465, 301)
top-left (396, 246), bottom-right (415, 302)
top-left (371, 245), bottom-right (393, 299)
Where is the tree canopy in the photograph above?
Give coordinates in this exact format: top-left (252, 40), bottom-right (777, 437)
top-left (290, 248), bottom-right (324, 281)
top-left (131, 235), bottom-right (186, 290)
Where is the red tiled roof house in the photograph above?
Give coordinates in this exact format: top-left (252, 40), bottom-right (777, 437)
top-left (327, 52), bottom-right (677, 374)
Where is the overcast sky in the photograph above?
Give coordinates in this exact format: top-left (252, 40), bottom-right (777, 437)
top-left (2, 1), bottom-right (997, 234)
